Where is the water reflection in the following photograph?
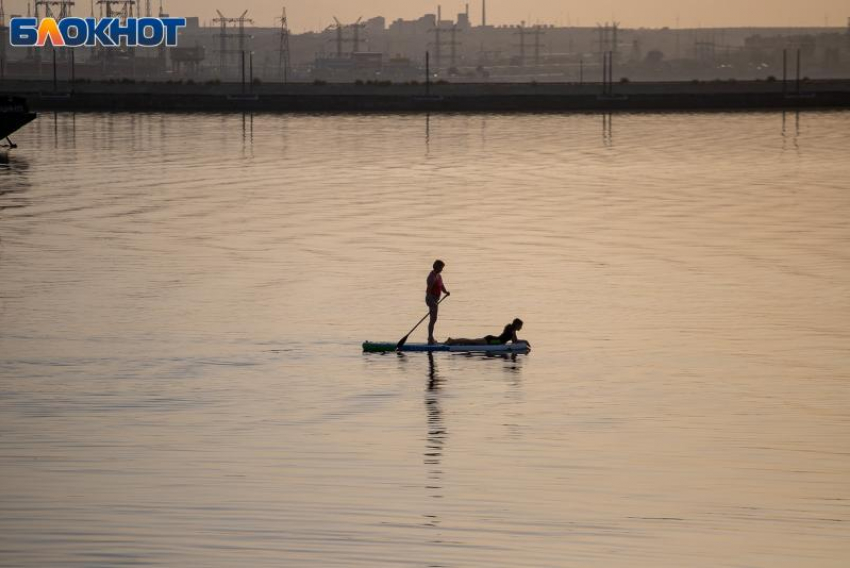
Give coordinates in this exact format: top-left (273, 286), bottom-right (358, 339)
top-left (35, 111), bottom-right (78, 150)
top-left (425, 113), bottom-right (431, 153)
top-left (0, 153), bottom-right (31, 212)
top-left (460, 352), bottom-right (527, 369)
top-left (242, 112), bottom-right (254, 144)
top-left (423, 352), bottom-right (446, 529)
top-left (0, 152), bottom-right (30, 172)
top-left (499, 354), bottom-right (526, 440)
top-left (1, 111), bottom-right (848, 567)
top-left (602, 112), bottom-right (613, 147)
top-left (781, 110), bottom-right (801, 153)
top-left (501, 353), bottom-right (525, 374)
top-left (53, 112), bottom-right (77, 149)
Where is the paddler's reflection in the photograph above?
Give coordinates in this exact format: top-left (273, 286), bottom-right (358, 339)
top-left (423, 352), bottom-right (447, 528)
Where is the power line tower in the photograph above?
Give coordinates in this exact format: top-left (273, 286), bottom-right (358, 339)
top-left (430, 22), bottom-right (459, 69)
top-left (449, 24), bottom-right (462, 67)
top-left (430, 24), bottom-right (442, 69)
top-left (329, 17), bottom-right (365, 57)
top-left (611, 21), bottom-right (620, 60)
top-left (531, 25), bottom-right (544, 66)
top-left (514, 23), bottom-right (534, 66)
top-left (156, 0), bottom-right (167, 69)
top-left (33, 2), bottom-right (74, 64)
top-left (694, 36), bottom-right (716, 62)
top-left (596, 23), bottom-right (608, 56)
top-left (97, 0), bottom-right (136, 18)
top-left (35, 0), bottom-right (75, 19)
top-left (92, 1), bottom-right (136, 71)
top-left (213, 9), bottom-right (253, 79)
top-left (349, 17), bottom-right (365, 52)
top-left (596, 22), bottom-right (619, 59)
top-left (330, 18), bottom-right (345, 57)
top-left (845, 16), bottom-right (849, 46)
top-left (277, 6), bottom-right (291, 82)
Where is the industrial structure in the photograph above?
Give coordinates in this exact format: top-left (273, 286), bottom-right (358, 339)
top-left (277, 6), bottom-right (291, 82)
top-left (34, 0), bottom-right (74, 19)
top-left (96, 0), bottom-right (137, 18)
top-left (213, 10), bottom-right (252, 80)
top-left (0, 2), bottom-right (848, 84)
top-left (514, 24), bottom-right (545, 66)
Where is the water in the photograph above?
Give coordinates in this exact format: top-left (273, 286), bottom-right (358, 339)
top-left (1, 111), bottom-right (849, 567)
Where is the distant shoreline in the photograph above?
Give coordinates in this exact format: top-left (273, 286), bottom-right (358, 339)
top-left (3, 79), bottom-right (849, 113)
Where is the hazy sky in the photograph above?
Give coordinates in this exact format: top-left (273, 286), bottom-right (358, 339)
top-left (5, 0), bottom-right (849, 32)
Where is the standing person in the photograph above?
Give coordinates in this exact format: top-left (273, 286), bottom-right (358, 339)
top-left (426, 260), bottom-right (450, 344)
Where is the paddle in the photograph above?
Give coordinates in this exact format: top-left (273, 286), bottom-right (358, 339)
top-left (396, 295), bottom-right (449, 351)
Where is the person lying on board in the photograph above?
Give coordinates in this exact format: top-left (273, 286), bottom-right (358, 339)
top-left (445, 318), bottom-right (527, 346)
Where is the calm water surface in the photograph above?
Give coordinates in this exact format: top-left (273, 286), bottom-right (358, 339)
top-left (1, 111), bottom-right (849, 567)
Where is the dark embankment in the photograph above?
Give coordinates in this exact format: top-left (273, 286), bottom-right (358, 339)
top-left (3, 79), bottom-right (850, 113)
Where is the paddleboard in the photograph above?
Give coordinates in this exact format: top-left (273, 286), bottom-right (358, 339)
top-left (363, 341), bottom-right (531, 354)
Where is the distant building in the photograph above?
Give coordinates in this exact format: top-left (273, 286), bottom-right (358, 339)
top-left (2, 7), bottom-right (849, 83)
top-left (383, 55), bottom-right (418, 81)
top-left (352, 51), bottom-right (383, 69)
top-left (170, 45), bottom-right (205, 76)
top-left (314, 51), bottom-right (384, 81)
top-left (365, 17), bottom-right (385, 35)
top-left (389, 15), bottom-right (435, 35)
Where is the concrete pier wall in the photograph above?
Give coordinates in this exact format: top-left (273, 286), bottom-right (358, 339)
top-left (3, 80), bottom-right (849, 112)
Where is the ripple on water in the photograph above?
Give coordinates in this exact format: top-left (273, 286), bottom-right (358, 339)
top-left (1, 111), bottom-right (849, 567)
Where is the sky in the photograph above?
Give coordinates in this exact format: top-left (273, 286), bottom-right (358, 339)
top-left (4, 0), bottom-right (849, 32)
